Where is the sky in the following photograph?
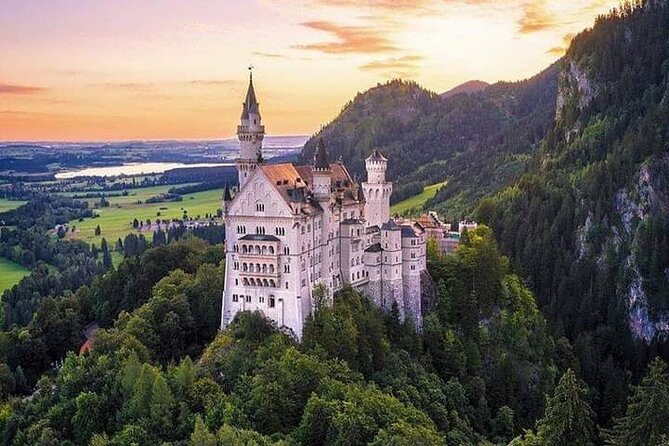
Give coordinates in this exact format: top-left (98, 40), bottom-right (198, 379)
top-left (0, 0), bottom-right (620, 141)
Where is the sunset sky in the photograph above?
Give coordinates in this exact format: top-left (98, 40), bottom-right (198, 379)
top-left (0, 0), bottom-right (620, 141)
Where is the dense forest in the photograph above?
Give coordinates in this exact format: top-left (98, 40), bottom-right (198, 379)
top-left (301, 62), bottom-right (558, 218)
top-left (1, 1), bottom-right (669, 444)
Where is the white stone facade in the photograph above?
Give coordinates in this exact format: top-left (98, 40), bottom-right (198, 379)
top-left (221, 75), bottom-right (429, 338)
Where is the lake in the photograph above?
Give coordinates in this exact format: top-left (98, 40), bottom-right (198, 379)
top-left (55, 162), bottom-right (234, 179)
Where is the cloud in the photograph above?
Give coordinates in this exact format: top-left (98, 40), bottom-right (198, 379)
top-left (294, 21), bottom-right (399, 54)
top-left (359, 55), bottom-right (423, 72)
top-left (0, 84), bottom-right (46, 95)
top-left (546, 33), bottom-right (575, 56)
top-left (313, 0), bottom-right (432, 10)
top-left (186, 80), bottom-right (238, 86)
top-left (252, 52), bottom-right (287, 58)
top-left (518, 2), bottom-right (559, 33)
top-left (89, 82), bottom-right (155, 92)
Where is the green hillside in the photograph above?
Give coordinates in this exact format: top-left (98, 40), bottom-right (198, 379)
top-left (0, 257), bottom-right (30, 293)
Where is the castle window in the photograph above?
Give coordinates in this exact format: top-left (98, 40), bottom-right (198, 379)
top-left (285, 281), bottom-right (289, 289)
top-left (242, 245), bottom-right (248, 254)
top-left (284, 265), bottom-right (290, 273)
top-left (243, 263), bottom-right (248, 272)
top-left (259, 296), bottom-right (265, 303)
top-left (269, 296), bottom-right (276, 308)
top-left (262, 246), bottom-right (267, 255)
top-left (284, 247), bottom-right (290, 255)
top-left (411, 265), bottom-right (416, 271)
top-left (246, 295), bottom-right (252, 302)
top-left (269, 246), bottom-right (275, 254)
top-left (269, 265), bottom-right (275, 273)
top-left (255, 246), bottom-right (261, 255)
top-left (232, 294), bottom-right (239, 302)
top-left (256, 202), bottom-right (265, 212)
top-left (235, 279), bottom-right (239, 286)
top-left (270, 279), bottom-right (276, 287)
top-left (301, 226), bottom-right (305, 235)
top-left (301, 279), bottom-right (306, 287)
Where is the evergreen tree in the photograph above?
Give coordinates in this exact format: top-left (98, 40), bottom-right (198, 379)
top-left (189, 416), bottom-right (216, 446)
top-left (537, 369), bottom-right (596, 446)
top-left (605, 358), bottom-right (669, 446)
top-left (149, 374), bottom-right (174, 438)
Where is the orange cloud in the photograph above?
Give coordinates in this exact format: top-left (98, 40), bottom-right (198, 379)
top-left (359, 55), bottom-right (423, 74)
top-left (253, 52), bottom-right (288, 58)
top-left (295, 21), bottom-right (399, 54)
top-left (519, 2), bottom-right (559, 33)
top-left (0, 84), bottom-right (46, 95)
top-left (546, 33), bottom-right (575, 56)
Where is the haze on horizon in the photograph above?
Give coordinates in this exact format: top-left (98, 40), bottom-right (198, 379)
top-left (0, 0), bottom-right (620, 141)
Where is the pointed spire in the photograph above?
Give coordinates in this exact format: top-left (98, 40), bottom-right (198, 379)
top-left (314, 137), bottom-right (330, 171)
top-left (241, 66), bottom-right (260, 120)
top-left (223, 184), bottom-right (232, 202)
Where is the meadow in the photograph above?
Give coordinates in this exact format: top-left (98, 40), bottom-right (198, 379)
top-left (0, 198), bottom-right (27, 213)
top-left (65, 186), bottom-right (224, 246)
top-left (390, 181), bottom-right (447, 216)
top-left (0, 257), bottom-right (30, 293)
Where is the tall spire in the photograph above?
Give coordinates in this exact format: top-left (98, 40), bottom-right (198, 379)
top-left (223, 183), bottom-right (232, 202)
top-left (313, 137), bottom-right (330, 171)
top-left (241, 66), bottom-right (260, 120)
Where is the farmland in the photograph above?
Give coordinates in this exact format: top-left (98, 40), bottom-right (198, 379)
top-left (390, 182), bottom-right (447, 216)
top-left (65, 186), bottom-right (225, 246)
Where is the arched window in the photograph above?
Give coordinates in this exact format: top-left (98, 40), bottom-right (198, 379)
top-left (284, 264), bottom-right (290, 273)
top-left (242, 245), bottom-right (248, 254)
top-left (284, 247), bottom-right (290, 255)
top-left (262, 246), bottom-right (267, 255)
top-left (263, 279), bottom-right (269, 287)
top-left (270, 280), bottom-right (276, 288)
top-left (255, 246), bottom-right (261, 255)
top-left (256, 263), bottom-right (261, 272)
top-left (269, 265), bottom-right (275, 273)
top-left (243, 278), bottom-right (249, 286)
top-left (250, 278), bottom-right (256, 286)
top-left (262, 264), bottom-right (267, 273)
top-left (249, 264), bottom-right (254, 272)
top-left (256, 202), bottom-right (265, 212)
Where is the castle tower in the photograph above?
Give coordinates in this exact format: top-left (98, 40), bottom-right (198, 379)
top-left (363, 149), bottom-right (392, 228)
top-left (222, 183), bottom-right (233, 215)
top-left (312, 138), bottom-right (331, 201)
top-left (236, 68), bottom-right (265, 188)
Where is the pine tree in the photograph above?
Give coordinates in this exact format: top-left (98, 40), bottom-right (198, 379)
top-left (189, 416), bottom-right (216, 446)
top-left (605, 358), bottom-right (669, 446)
top-left (537, 369), bottom-right (596, 446)
top-left (149, 374), bottom-right (174, 438)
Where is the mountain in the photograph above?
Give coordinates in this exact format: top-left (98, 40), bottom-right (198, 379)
top-left (301, 0), bottom-right (669, 428)
top-left (440, 80), bottom-right (490, 98)
top-left (301, 67), bottom-right (558, 218)
top-left (477, 0), bottom-right (669, 425)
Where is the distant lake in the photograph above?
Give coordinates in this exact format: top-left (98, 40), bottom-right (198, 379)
top-left (55, 162), bottom-right (234, 179)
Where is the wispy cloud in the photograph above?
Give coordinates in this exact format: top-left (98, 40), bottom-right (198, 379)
top-left (89, 82), bottom-right (155, 92)
top-left (359, 55), bottom-right (423, 76)
top-left (546, 33), bottom-right (575, 56)
top-left (253, 51), bottom-right (287, 59)
top-left (294, 21), bottom-right (399, 54)
top-left (518, 2), bottom-right (559, 33)
top-left (186, 80), bottom-right (238, 86)
top-left (0, 83), bottom-right (46, 95)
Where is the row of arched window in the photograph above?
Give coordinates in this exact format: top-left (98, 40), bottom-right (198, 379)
top-left (241, 262), bottom-right (275, 274)
top-left (242, 278), bottom-right (277, 288)
top-left (238, 244), bottom-right (275, 255)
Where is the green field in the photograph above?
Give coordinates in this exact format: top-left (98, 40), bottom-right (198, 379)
top-left (391, 182), bottom-right (447, 216)
top-left (65, 186), bottom-right (224, 246)
top-left (0, 257), bottom-right (30, 292)
top-left (0, 198), bottom-right (27, 213)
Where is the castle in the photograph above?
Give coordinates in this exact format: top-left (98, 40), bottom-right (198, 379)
top-left (221, 73), bottom-right (428, 338)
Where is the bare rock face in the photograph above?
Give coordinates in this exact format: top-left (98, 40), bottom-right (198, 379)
top-left (616, 154), bottom-right (669, 342)
top-left (420, 269), bottom-right (437, 318)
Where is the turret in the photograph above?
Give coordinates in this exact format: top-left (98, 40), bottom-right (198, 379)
top-left (236, 68), bottom-right (265, 188)
top-left (362, 149), bottom-right (392, 227)
top-left (223, 183), bottom-right (233, 215)
top-left (312, 138), bottom-right (331, 201)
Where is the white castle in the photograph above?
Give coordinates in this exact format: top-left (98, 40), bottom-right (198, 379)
top-left (221, 73), bottom-right (429, 338)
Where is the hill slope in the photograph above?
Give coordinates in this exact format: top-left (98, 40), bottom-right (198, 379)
top-left (477, 0), bottom-right (669, 425)
top-left (301, 67), bottom-right (558, 218)
top-left (440, 80), bottom-right (489, 98)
